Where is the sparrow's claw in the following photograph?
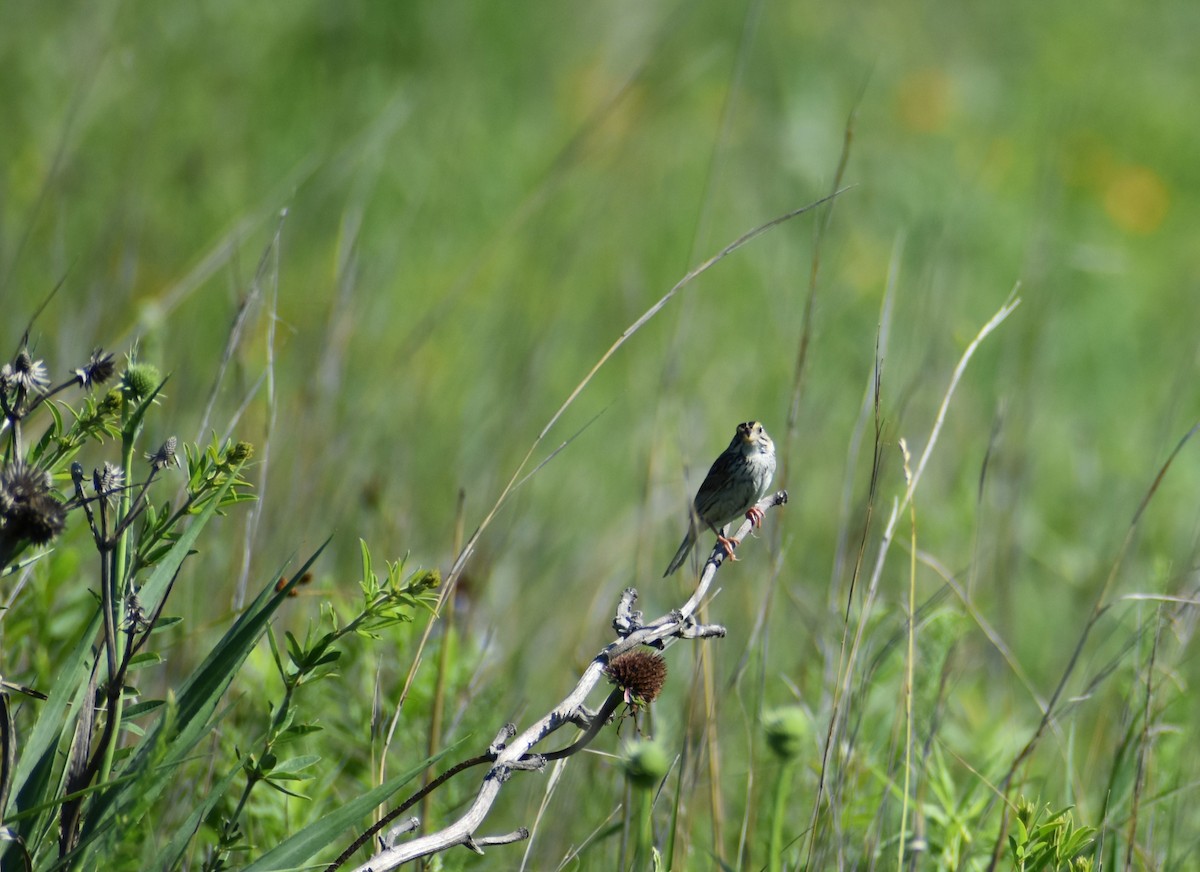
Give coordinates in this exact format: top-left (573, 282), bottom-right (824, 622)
top-left (746, 506), bottom-right (766, 528)
top-left (717, 534), bottom-right (741, 561)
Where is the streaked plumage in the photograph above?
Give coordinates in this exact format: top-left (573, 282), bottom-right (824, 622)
top-left (664, 420), bottom-right (776, 576)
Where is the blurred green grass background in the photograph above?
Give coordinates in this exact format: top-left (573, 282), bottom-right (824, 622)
top-left (3, 0), bottom-right (1199, 866)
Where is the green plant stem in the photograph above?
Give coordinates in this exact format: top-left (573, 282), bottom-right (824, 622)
top-left (899, 483), bottom-right (917, 871)
top-left (98, 419), bottom-right (139, 783)
top-left (98, 547), bottom-right (119, 699)
top-left (207, 668), bottom-right (300, 871)
top-left (768, 760), bottom-right (795, 872)
top-left (631, 788), bottom-right (654, 871)
top-left (422, 623), bottom-right (452, 829)
top-left (423, 490), bottom-right (464, 830)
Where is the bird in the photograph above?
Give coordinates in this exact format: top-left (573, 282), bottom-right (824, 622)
top-left (664, 420), bottom-right (777, 576)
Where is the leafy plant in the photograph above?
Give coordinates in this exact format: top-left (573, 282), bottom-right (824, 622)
top-left (0, 340), bottom-right (264, 869)
top-left (1007, 798), bottom-right (1095, 872)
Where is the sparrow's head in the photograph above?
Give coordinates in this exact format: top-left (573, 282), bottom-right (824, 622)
top-left (736, 420), bottom-right (772, 452)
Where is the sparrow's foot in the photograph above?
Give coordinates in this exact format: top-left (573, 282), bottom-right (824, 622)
top-left (717, 534), bottom-right (741, 560)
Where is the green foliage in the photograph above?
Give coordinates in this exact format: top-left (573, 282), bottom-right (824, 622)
top-left (918, 745), bottom-right (996, 868)
top-left (135, 440), bottom-right (255, 570)
top-left (1008, 799), bottom-right (1095, 872)
top-left (0, 340), bottom-right (446, 869)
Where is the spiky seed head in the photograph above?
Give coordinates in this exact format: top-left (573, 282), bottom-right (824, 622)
top-left (606, 651), bottom-right (668, 705)
top-left (121, 362), bottom-right (161, 401)
top-left (98, 389), bottom-right (123, 416)
top-left (0, 462), bottom-right (66, 545)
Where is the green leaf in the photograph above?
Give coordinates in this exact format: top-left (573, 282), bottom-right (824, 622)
top-left (121, 376), bottom-right (168, 441)
top-left (284, 630), bottom-right (304, 666)
top-left (150, 616), bottom-right (183, 634)
top-left (123, 700), bottom-right (166, 718)
top-left (313, 650), bottom-right (341, 668)
top-left (267, 754), bottom-right (320, 776)
top-left (262, 779), bottom-right (309, 799)
top-left (134, 457), bottom-right (240, 626)
top-left (1061, 825), bottom-right (1095, 857)
top-left (274, 723), bottom-right (322, 746)
top-left (126, 652), bottom-right (164, 671)
top-left (1011, 816), bottom-right (1028, 847)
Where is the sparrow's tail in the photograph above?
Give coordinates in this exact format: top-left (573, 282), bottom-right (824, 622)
top-left (663, 530), bottom-right (697, 576)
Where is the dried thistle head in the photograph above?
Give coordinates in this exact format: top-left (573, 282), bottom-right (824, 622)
top-left (146, 436), bottom-right (180, 471)
top-left (74, 349), bottom-right (117, 388)
top-left (606, 651), bottom-right (668, 706)
top-left (1, 349), bottom-right (50, 398)
top-left (92, 462), bottom-right (126, 505)
top-left (0, 462), bottom-right (66, 545)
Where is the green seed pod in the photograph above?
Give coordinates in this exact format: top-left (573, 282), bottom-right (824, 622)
top-left (763, 706), bottom-right (809, 761)
top-left (623, 740), bottom-right (669, 791)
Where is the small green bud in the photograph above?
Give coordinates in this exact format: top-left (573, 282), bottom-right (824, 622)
top-left (412, 569), bottom-right (441, 589)
top-left (227, 441), bottom-right (254, 465)
top-left (763, 706), bottom-right (809, 761)
top-left (99, 389), bottom-right (123, 416)
top-left (622, 740), bottom-right (669, 791)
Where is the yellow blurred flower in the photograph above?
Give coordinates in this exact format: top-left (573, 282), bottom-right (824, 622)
top-left (895, 68), bottom-right (952, 133)
top-left (1103, 164), bottom-right (1169, 235)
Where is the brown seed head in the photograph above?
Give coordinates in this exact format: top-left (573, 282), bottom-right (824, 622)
top-left (606, 651), bottom-right (668, 705)
top-left (0, 462), bottom-right (66, 545)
